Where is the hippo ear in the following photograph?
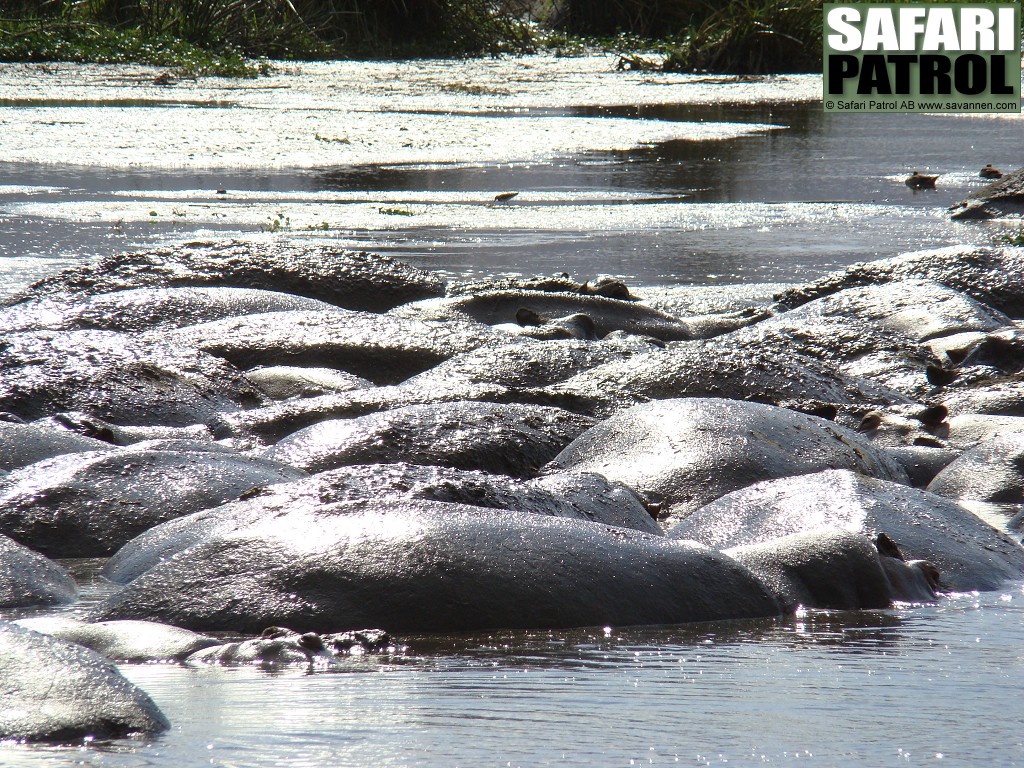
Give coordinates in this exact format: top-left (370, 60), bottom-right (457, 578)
top-left (857, 411), bottom-right (884, 432)
top-left (516, 308), bottom-right (543, 326)
top-left (917, 561), bottom-right (942, 591)
top-left (912, 404), bottom-right (948, 428)
top-left (926, 365), bottom-right (958, 387)
top-left (874, 532), bottom-right (904, 561)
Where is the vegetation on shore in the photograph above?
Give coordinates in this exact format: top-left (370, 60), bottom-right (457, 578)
top-left (0, 0), bottom-right (824, 76)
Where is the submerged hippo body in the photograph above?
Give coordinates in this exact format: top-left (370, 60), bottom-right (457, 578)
top-left (668, 469), bottom-right (1024, 592)
top-left (0, 622), bottom-right (169, 742)
top-left (14, 617), bottom-right (217, 663)
top-left (263, 401), bottom-right (596, 476)
top-left (950, 166), bottom-right (1024, 221)
top-left (724, 529), bottom-right (937, 611)
top-left (2, 240), bottom-right (446, 312)
top-left (400, 337), bottom-right (645, 394)
top-left (159, 309), bottom-right (508, 385)
top-left (245, 366), bottom-right (375, 401)
top-left (0, 286), bottom-right (336, 334)
top-left (0, 535), bottom-right (77, 609)
top-left (90, 503), bottom-right (784, 633)
top-left (727, 280), bottom-right (1010, 400)
top-left (927, 432), bottom-right (1024, 503)
top-left (544, 398), bottom-right (908, 525)
top-left (0, 329), bottom-right (264, 426)
top-left (774, 246), bottom-right (1024, 319)
top-left (390, 290), bottom-right (696, 340)
top-left (0, 419), bottom-right (112, 471)
top-left (103, 463), bottom-right (661, 585)
top-left (529, 336), bottom-right (911, 419)
top-left (0, 448), bottom-right (305, 557)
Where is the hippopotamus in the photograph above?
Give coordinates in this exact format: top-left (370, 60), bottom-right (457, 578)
top-left (0, 621), bottom-right (169, 742)
top-left (785, 279), bottom-right (1012, 343)
top-left (724, 529), bottom-right (937, 611)
top-left (217, 335), bottom-right (654, 442)
top-left (0, 447), bottom-right (305, 557)
top-left (526, 335), bottom-right (912, 419)
top-left (389, 290), bottom-right (699, 340)
top-left (881, 445), bottom-right (961, 487)
top-left (216, 381), bottom-right (508, 443)
top-left (184, 626), bottom-right (393, 666)
top-left (774, 245), bottom-right (1024, 319)
top-left (940, 374), bottom-right (1024, 417)
top-left (30, 411), bottom-right (216, 446)
top-left (927, 432), bottom-right (1024, 504)
top-left (0, 329), bottom-right (265, 426)
top-left (542, 398), bottom-right (908, 526)
top-left (14, 617), bottom-right (217, 662)
top-left (102, 463), bottom-right (660, 585)
top-left (2, 240), bottom-right (446, 312)
top-left (245, 366), bottom-right (374, 401)
top-left (724, 280), bottom-right (1012, 400)
top-left (949, 165), bottom-right (1024, 220)
top-left (667, 469), bottom-right (1024, 592)
top-left (262, 401), bottom-right (596, 476)
top-left (0, 418), bottom-right (112, 470)
top-left (156, 308), bottom-right (509, 385)
top-left (0, 534), bottom-right (77, 609)
top-left (635, 282), bottom-right (790, 317)
top-left (88, 502), bottom-right (785, 633)
top-left (0, 286), bottom-right (336, 334)
top-left (398, 336), bottom-right (647, 394)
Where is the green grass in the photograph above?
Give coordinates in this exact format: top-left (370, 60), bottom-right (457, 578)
top-left (0, 0), bottom-right (535, 73)
top-left (0, 19), bottom-right (264, 76)
top-left (662, 0), bottom-right (821, 75)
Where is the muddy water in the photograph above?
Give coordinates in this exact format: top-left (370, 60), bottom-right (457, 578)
top-left (0, 102), bottom-right (1020, 294)
top-left (3, 588), bottom-right (1024, 767)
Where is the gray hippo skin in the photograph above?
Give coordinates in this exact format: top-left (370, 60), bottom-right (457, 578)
top-left (14, 617), bottom-right (217, 662)
top-left (245, 366), bottom-right (374, 400)
top-left (543, 398), bottom-right (908, 525)
top-left (927, 432), bottom-right (1024, 503)
top-left (185, 627), bottom-right (393, 667)
top-left (89, 503), bottom-right (783, 633)
top-left (0, 534), bottom-right (77, 608)
top-left (528, 335), bottom-right (912, 419)
top-left (724, 529), bottom-right (936, 611)
top-left (159, 309), bottom-right (508, 385)
top-left (725, 280), bottom-right (1010, 400)
top-left (0, 286), bottom-right (336, 334)
top-left (218, 336), bottom-right (647, 442)
top-left (0, 329), bottom-right (264, 426)
top-left (950, 165), bottom-right (1024, 220)
top-left (0, 448), bottom-right (305, 557)
top-left (2, 240), bottom-right (446, 312)
top-left (103, 463), bottom-right (661, 585)
top-left (0, 419), bottom-right (112, 470)
top-left (668, 469), bottom-right (1024, 592)
top-left (102, 466), bottom-right (659, 584)
top-left (0, 622), bottom-right (169, 742)
top-left (400, 337), bottom-right (647, 394)
top-left (263, 401), bottom-right (596, 476)
top-left (774, 246), bottom-right (1024, 319)
top-left (390, 290), bottom-right (696, 340)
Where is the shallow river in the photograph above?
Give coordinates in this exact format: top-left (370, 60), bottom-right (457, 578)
top-left (2, 62), bottom-right (1024, 766)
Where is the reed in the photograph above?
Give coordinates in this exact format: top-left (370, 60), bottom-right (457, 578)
top-left (663, 0), bottom-right (822, 74)
top-left (0, 0), bottom-right (534, 64)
